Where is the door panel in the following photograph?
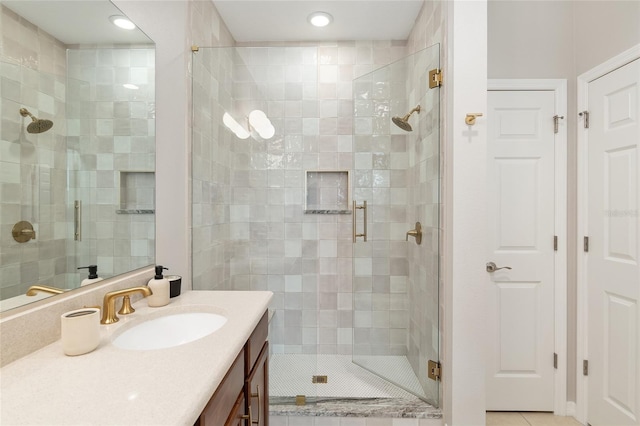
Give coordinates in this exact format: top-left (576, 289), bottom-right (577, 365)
top-left (587, 58), bottom-right (640, 426)
top-left (487, 90), bottom-right (556, 411)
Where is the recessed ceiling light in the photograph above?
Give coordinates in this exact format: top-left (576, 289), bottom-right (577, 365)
top-left (109, 15), bottom-right (136, 30)
top-left (307, 12), bottom-right (333, 28)
top-left (123, 83), bottom-right (139, 90)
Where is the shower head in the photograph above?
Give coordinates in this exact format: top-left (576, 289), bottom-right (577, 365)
top-left (392, 105), bottom-right (421, 132)
top-left (19, 108), bottom-right (54, 134)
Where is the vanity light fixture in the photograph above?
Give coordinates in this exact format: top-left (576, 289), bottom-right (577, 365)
top-left (307, 11), bottom-right (333, 28)
top-left (123, 83), bottom-right (139, 90)
top-left (109, 15), bottom-right (136, 30)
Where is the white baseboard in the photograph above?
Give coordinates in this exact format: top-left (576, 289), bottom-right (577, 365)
top-left (566, 401), bottom-right (577, 417)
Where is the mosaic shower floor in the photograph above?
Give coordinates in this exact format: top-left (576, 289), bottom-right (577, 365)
top-left (269, 354), bottom-right (441, 419)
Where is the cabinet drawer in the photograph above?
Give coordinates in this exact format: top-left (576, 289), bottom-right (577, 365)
top-left (198, 349), bottom-right (245, 426)
top-left (246, 311), bottom-right (268, 374)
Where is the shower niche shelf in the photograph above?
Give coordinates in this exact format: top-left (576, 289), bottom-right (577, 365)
top-left (117, 171), bottom-right (155, 214)
top-left (304, 170), bottom-right (351, 215)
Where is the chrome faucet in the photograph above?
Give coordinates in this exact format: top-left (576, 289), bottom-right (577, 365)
top-left (26, 285), bottom-right (65, 296)
top-left (101, 286), bottom-right (152, 325)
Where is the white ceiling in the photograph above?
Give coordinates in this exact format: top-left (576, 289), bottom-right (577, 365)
top-left (212, 0), bottom-right (425, 42)
top-left (1, 0), bottom-right (423, 45)
top-left (1, 1), bottom-right (152, 45)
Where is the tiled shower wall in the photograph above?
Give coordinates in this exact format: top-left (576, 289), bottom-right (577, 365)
top-left (192, 47), bottom-right (236, 290)
top-left (189, 0), bottom-right (237, 291)
top-left (0, 5), bottom-right (69, 298)
top-left (66, 48), bottom-right (156, 282)
top-left (193, 42), bottom-right (410, 356)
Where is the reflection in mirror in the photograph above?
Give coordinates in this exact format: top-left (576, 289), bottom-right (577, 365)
top-left (0, 1), bottom-right (155, 312)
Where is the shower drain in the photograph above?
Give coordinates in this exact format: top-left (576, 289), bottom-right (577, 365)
top-left (311, 375), bottom-right (328, 384)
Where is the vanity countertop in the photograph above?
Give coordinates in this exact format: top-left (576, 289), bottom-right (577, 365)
top-left (0, 290), bottom-right (273, 425)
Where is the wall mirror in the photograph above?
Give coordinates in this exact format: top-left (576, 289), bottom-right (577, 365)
top-left (0, 1), bottom-right (156, 312)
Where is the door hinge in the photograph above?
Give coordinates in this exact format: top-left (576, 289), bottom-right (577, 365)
top-left (553, 115), bottom-right (564, 134)
top-left (554, 353), bottom-right (558, 369)
top-left (429, 69), bottom-right (443, 88)
top-left (428, 360), bottom-right (441, 381)
top-left (579, 110), bottom-right (590, 129)
top-left (583, 360), bottom-right (589, 376)
top-left (584, 236), bottom-right (589, 252)
top-left (554, 236), bottom-right (558, 251)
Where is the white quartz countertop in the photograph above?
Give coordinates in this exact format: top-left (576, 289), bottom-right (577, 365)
top-left (0, 291), bottom-right (273, 425)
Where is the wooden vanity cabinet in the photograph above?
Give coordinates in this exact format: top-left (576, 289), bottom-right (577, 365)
top-left (196, 311), bottom-right (269, 426)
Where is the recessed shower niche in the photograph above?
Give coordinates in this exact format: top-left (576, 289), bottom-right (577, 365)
top-left (304, 170), bottom-right (350, 214)
top-left (117, 171), bottom-right (155, 214)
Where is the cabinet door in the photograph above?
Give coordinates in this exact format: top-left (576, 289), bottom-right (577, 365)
top-left (198, 350), bottom-right (245, 426)
top-left (246, 341), bottom-right (269, 426)
top-left (226, 393), bottom-right (247, 426)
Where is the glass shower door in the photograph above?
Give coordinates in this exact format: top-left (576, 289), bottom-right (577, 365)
top-left (351, 44), bottom-right (441, 406)
top-left (191, 46), bottom-right (320, 405)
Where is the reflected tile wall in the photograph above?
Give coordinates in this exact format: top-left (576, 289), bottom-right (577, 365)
top-left (0, 5), bottom-right (68, 298)
top-left (66, 48), bottom-right (155, 280)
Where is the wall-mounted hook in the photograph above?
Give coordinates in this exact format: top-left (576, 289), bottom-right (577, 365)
top-left (465, 113), bottom-right (483, 126)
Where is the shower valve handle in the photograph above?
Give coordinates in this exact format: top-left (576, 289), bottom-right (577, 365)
top-left (405, 222), bottom-right (422, 245)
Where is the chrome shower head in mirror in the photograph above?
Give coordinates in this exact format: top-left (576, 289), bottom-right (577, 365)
top-left (392, 105), bottom-right (421, 132)
top-left (19, 108), bottom-right (54, 134)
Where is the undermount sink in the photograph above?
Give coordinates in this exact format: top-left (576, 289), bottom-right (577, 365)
top-left (113, 312), bottom-right (227, 350)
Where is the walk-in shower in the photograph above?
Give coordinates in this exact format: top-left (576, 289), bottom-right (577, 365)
top-left (191, 43), bottom-right (441, 418)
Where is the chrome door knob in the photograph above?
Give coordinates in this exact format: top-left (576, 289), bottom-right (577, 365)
top-left (486, 262), bottom-right (512, 273)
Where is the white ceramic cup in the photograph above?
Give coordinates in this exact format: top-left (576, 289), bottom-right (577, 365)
top-left (61, 307), bottom-right (101, 356)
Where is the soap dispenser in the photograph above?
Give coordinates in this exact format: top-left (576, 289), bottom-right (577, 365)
top-left (147, 266), bottom-right (170, 307)
top-left (78, 265), bottom-right (103, 287)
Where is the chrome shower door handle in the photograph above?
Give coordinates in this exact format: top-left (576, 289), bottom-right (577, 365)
top-left (486, 262), bottom-right (512, 273)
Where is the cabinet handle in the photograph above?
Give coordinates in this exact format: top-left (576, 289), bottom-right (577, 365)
top-left (251, 385), bottom-right (261, 424)
top-left (241, 406), bottom-right (253, 424)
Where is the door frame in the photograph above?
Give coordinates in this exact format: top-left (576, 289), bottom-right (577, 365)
top-left (576, 43), bottom-right (640, 426)
top-left (488, 79), bottom-right (568, 415)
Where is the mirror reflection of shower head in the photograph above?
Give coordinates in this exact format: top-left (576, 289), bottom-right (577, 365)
top-left (19, 108), bottom-right (54, 134)
top-left (392, 105), bottom-right (421, 132)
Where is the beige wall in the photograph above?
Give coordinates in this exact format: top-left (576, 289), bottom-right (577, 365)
top-left (574, 1), bottom-right (640, 75)
top-left (488, 0), bottom-right (640, 403)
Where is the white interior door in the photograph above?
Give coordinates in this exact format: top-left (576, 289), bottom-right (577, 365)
top-left (586, 58), bottom-right (640, 426)
top-left (486, 90), bottom-right (556, 411)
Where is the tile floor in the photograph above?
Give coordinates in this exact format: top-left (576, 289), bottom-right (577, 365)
top-left (487, 412), bottom-right (583, 426)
